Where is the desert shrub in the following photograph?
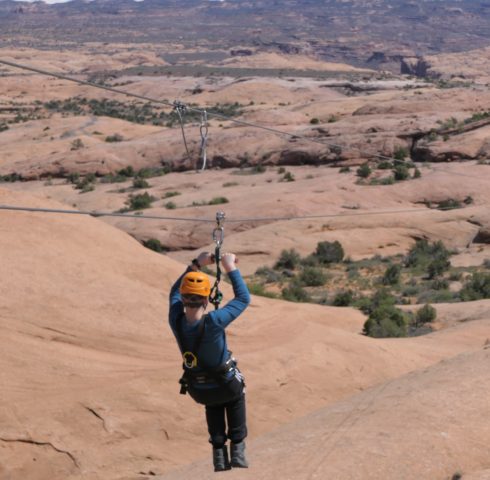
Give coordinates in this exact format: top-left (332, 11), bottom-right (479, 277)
top-left (0, 123), bottom-right (9, 132)
top-left (382, 264), bottom-right (401, 285)
top-left (282, 280), bottom-right (310, 302)
top-left (393, 164), bottom-right (410, 181)
top-left (118, 166), bottom-right (135, 177)
top-left (132, 177), bottom-right (150, 189)
top-left (165, 201), bottom-right (177, 209)
top-left (377, 161), bottom-right (393, 170)
top-left (415, 304), bottom-right (437, 326)
top-left (71, 138), bottom-right (84, 150)
top-left (428, 257), bottom-right (451, 279)
top-left (380, 176), bottom-right (395, 185)
top-left (332, 290), bottom-right (353, 306)
top-left (356, 163), bottom-right (371, 178)
top-left (143, 238), bottom-right (167, 253)
top-left (100, 173), bottom-right (127, 183)
top-left (430, 278), bottom-right (449, 290)
top-left (105, 133), bottom-right (124, 142)
top-left (277, 167), bottom-right (286, 174)
top-left (438, 198), bottom-right (462, 210)
top-left (314, 240), bottom-right (344, 264)
top-left (460, 272), bottom-right (490, 301)
top-left (281, 171), bottom-right (295, 182)
top-left (359, 288), bottom-right (396, 315)
top-left (223, 182), bottom-right (239, 187)
top-left (67, 172), bottom-right (80, 184)
top-left (484, 259), bottom-right (490, 269)
top-left (126, 192), bottom-right (155, 210)
top-left (255, 266), bottom-right (282, 283)
top-left (252, 164), bottom-right (266, 173)
top-left (417, 289), bottom-right (458, 304)
top-left (393, 146), bottom-right (409, 160)
top-left (208, 196), bottom-right (229, 205)
top-left (413, 168), bottom-right (422, 179)
top-left (339, 166), bottom-right (351, 173)
top-left (299, 267), bottom-right (327, 287)
top-left (163, 191), bottom-right (180, 199)
top-left (136, 167), bottom-right (166, 178)
top-left (275, 249), bottom-right (302, 270)
top-left (310, 118), bottom-right (319, 124)
top-left (75, 173), bottom-right (96, 192)
top-left (363, 304), bottom-right (407, 338)
top-left (406, 240), bottom-right (450, 271)
top-left (0, 172), bottom-right (22, 182)
top-left (247, 283), bottom-right (278, 298)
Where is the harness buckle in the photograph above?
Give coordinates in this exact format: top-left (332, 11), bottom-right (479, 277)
top-left (183, 351), bottom-right (198, 369)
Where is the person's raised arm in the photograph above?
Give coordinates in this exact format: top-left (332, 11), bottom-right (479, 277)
top-left (212, 253), bottom-right (250, 328)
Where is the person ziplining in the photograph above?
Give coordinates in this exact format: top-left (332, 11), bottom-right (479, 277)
top-left (168, 212), bottom-right (251, 471)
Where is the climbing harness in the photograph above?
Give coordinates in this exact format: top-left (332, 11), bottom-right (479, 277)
top-left (198, 110), bottom-right (209, 172)
top-left (209, 211), bottom-right (225, 310)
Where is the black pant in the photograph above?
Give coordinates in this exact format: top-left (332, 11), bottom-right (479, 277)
top-left (205, 393), bottom-right (247, 448)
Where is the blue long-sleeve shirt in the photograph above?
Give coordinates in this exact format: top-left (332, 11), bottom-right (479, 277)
top-left (169, 267), bottom-right (250, 379)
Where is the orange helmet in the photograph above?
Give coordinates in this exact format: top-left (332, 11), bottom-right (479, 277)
top-left (180, 271), bottom-right (211, 297)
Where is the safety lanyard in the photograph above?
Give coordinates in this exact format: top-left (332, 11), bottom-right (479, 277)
top-left (209, 211), bottom-right (225, 310)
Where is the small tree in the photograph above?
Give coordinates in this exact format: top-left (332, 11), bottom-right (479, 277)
top-left (332, 290), bottom-right (353, 306)
top-left (315, 241), bottom-right (344, 264)
top-left (415, 304), bottom-right (437, 327)
top-left (282, 280), bottom-right (310, 302)
top-left (393, 164), bottom-right (410, 181)
top-left (126, 192), bottom-right (155, 210)
top-left (363, 304), bottom-right (407, 338)
top-left (275, 249), bottom-right (301, 270)
top-left (299, 267), bottom-right (327, 287)
top-left (357, 163), bottom-right (371, 178)
top-left (382, 264), bottom-right (401, 285)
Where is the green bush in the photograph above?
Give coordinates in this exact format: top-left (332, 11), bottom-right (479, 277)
top-left (143, 238), bottom-right (167, 253)
top-left (377, 161), bottom-right (393, 170)
top-left (437, 198), bottom-right (462, 210)
top-left (70, 138), bottom-right (84, 150)
top-left (382, 264), bottom-right (401, 285)
top-left (299, 267), bottom-right (327, 287)
top-left (282, 280), bottom-right (310, 302)
top-left (67, 172), bottom-right (80, 184)
top-left (0, 172), bottom-right (23, 182)
top-left (105, 133), bottom-right (124, 142)
top-left (460, 272), bottom-right (490, 301)
top-left (415, 304), bottom-right (437, 326)
top-left (314, 241), bottom-right (344, 264)
top-left (413, 168), bottom-right (422, 179)
top-left (332, 290), bottom-right (353, 306)
top-left (126, 192), bottom-right (155, 210)
top-left (393, 164), bottom-right (410, 181)
top-left (281, 171), bottom-right (295, 182)
top-left (163, 191), bottom-right (181, 198)
top-left (247, 283), bottom-right (278, 298)
top-left (339, 166), bottom-right (351, 173)
top-left (275, 249), bottom-right (301, 270)
top-left (208, 196), bottom-right (229, 205)
top-left (428, 257), bottom-right (450, 279)
top-left (393, 146), bottom-right (409, 160)
top-left (132, 177), bottom-right (150, 189)
top-left (406, 240), bottom-right (451, 270)
top-left (255, 266), bottom-right (282, 283)
top-left (165, 201), bottom-right (177, 210)
top-left (310, 118), bottom-right (319, 124)
top-left (223, 182), bottom-right (239, 188)
top-left (363, 304), bottom-right (407, 338)
top-left (356, 163), bottom-right (371, 178)
top-left (118, 166), bottom-right (135, 177)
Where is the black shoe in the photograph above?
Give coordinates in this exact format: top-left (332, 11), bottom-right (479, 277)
top-left (230, 441), bottom-right (249, 468)
top-left (212, 446), bottom-right (231, 472)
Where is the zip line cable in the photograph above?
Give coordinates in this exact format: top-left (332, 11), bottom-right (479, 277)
top-left (2, 58), bottom-right (488, 181)
top-left (0, 204), bottom-right (482, 224)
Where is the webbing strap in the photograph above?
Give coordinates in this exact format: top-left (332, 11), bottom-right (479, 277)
top-left (176, 314), bottom-right (207, 367)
